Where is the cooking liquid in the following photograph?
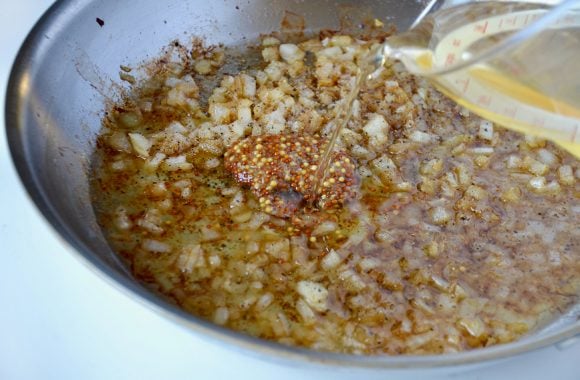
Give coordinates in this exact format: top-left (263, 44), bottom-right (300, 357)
top-left (90, 26), bottom-right (580, 355)
top-left (314, 1), bottom-right (580, 196)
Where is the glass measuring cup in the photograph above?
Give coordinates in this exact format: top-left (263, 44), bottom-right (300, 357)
top-left (378, 0), bottom-right (580, 157)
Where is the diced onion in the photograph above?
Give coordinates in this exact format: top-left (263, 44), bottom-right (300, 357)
top-left (296, 281), bottom-right (328, 312)
top-left (478, 120), bottom-right (494, 141)
top-left (128, 133), bottom-right (152, 158)
top-left (557, 165), bottom-right (575, 185)
top-left (214, 307), bottom-right (229, 325)
top-left (142, 239), bottom-right (171, 253)
top-left (279, 44), bottom-right (305, 63)
top-left (430, 206), bottom-right (452, 225)
top-left (312, 220), bottom-right (338, 236)
top-left (194, 59), bottom-right (212, 75)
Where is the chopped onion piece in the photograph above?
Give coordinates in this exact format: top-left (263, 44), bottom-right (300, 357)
top-left (296, 281), bottom-right (328, 312)
top-left (128, 133), bottom-right (152, 158)
top-left (409, 130), bottom-right (433, 143)
top-left (557, 165), bottom-right (575, 185)
top-left (296, 298), bottom-right (316, 323)
top-left (162, 155), bottom-right (193, 171)
top-left (262, 36), bottom-right (281, 46)
top-left (523, 156), bottom-right (548, 176)
top-left (194, 59), bottom-right (212, 75)
top-left (200, 227), bottom-right (221, 242)
top-left (528, 176), bottom-right (546, 192)
top-left (537, 148), bottom-right (557, 166)
top-left (312, 220), bottom-right (338, 236)
top-left (177, 244), bottom-right (204, 272)
top-left (214, 307), bottom-right (229, 325)
top-left (430, 206), bottom-right (452, 225)
top-left (465, 185), bottom-right (487, 200)
top-left (469, 146), bottom-right (494, 155)
top-left (142, 239), bottom-right (171, 253)
top-left (279, 44), bottom-right (305, 63)
top-left (458, 317), bottom-right (485, 337)
top-left (321, 249), bottom-right (342, 269)
top-left (478, 121), bottom-right (494, 141)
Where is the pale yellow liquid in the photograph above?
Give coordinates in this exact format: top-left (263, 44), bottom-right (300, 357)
top-left (314, 2), bottom-right (580, 191)
top-left (312, 60), bottom-right (376, 199)
top-left (315, 55), bottom-right (580, 199)
top-left (391, 2), bottom-right (580, 158)
top-left (432, 66), bottom-right (580, 157)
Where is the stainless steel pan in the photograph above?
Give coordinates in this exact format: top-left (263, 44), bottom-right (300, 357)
top-left (6, 0), bottom-right (579, 369)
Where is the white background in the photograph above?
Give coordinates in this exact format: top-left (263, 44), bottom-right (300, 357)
top-left (1, 1), bottom-right (578, 379)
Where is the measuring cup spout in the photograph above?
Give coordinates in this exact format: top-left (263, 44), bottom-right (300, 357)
top-left (376, 0), bottom-right (580, 157)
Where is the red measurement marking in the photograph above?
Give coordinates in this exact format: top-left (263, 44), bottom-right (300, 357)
top-left (477, 95), bottom-right (491, 106)
top-left (445, 53), bottom-right (455, 67)
top-left (452, 39), bottom-right (461, 47)
top-left (571, 125), bottom-right (579, 142)
top-left (506, 16), bottom-right (517, 26)
top-left (474, 21), bottom-right (489, 34)
top-left (532, 117), bottom-right (545, 127)
top-left (455, 78), bottom-right (471, 93)
top-left (523, 14), bottom-right (530, 26)
top-left (509, 65), bottom-right (524, 76)
top-left (504, 106), bottom-right (518, 118)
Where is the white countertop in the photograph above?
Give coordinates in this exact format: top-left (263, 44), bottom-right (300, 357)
top-left (1, 1), bottom-right (578, 379)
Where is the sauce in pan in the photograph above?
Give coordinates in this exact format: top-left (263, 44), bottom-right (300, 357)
top-left (92, 32), bottom-right (579, 354)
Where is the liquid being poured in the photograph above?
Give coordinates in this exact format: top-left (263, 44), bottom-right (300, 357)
top-left (311, 54), bottom-right (379, 200)
top-left (314, 0), bottom-right (580, 199)
top-left (390, 0), bottom-right (580, 158)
